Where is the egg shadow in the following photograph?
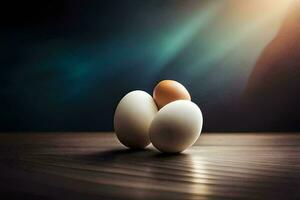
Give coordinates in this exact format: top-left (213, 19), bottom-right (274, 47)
top-left (79, 146), bottom-right (193, 165)
top-left (80, 148), bottom-right (156, 163)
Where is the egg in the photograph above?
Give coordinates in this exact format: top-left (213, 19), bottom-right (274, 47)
top-left (153, 80), bottom-right (191, 109)
top-left (149, 100), bottom-right (203, 153)
top-left (114, 90), bottom-right (158, 149)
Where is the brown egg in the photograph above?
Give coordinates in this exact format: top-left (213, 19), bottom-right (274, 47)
top-left (153, 80), bottom-right (191, 109)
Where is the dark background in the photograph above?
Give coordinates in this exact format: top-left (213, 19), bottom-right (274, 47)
top-left (0, 0), bottom-right (299, 132)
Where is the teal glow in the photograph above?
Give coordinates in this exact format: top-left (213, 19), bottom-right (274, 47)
top-left (152, 1), bottom-right (224, 72)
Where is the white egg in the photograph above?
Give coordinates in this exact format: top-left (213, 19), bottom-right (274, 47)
top-left (149, 100), bottom-right (203, 153)
top-left (114, 90), bottom-right (158, 149)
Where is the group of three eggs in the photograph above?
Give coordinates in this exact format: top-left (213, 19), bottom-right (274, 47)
top-left (114, 80), bottom-right (203, 153)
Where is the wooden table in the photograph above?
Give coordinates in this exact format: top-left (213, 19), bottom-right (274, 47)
top-left (0, 133), bottom-right (299, 200)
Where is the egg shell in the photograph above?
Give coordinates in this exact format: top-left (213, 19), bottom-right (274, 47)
top-left (114, 90), bottom-right (158, 149)
top-left (149, 100), bottom-right (203, 153)
top-left (153, 80), bottom-right (191, 109)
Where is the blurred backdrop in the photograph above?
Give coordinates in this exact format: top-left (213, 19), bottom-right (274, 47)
top-left (0, 0), bottom-right (299, 132)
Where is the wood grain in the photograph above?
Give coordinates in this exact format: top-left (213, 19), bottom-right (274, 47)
top-left (0, 133), bottom-right (299, 200)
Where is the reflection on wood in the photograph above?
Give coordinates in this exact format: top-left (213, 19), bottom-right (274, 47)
top-left (0, 133), bottom-right (299, 200)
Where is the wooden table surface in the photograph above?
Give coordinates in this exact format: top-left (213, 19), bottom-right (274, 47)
top-left (0, 133), bottom-right (299, 200)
